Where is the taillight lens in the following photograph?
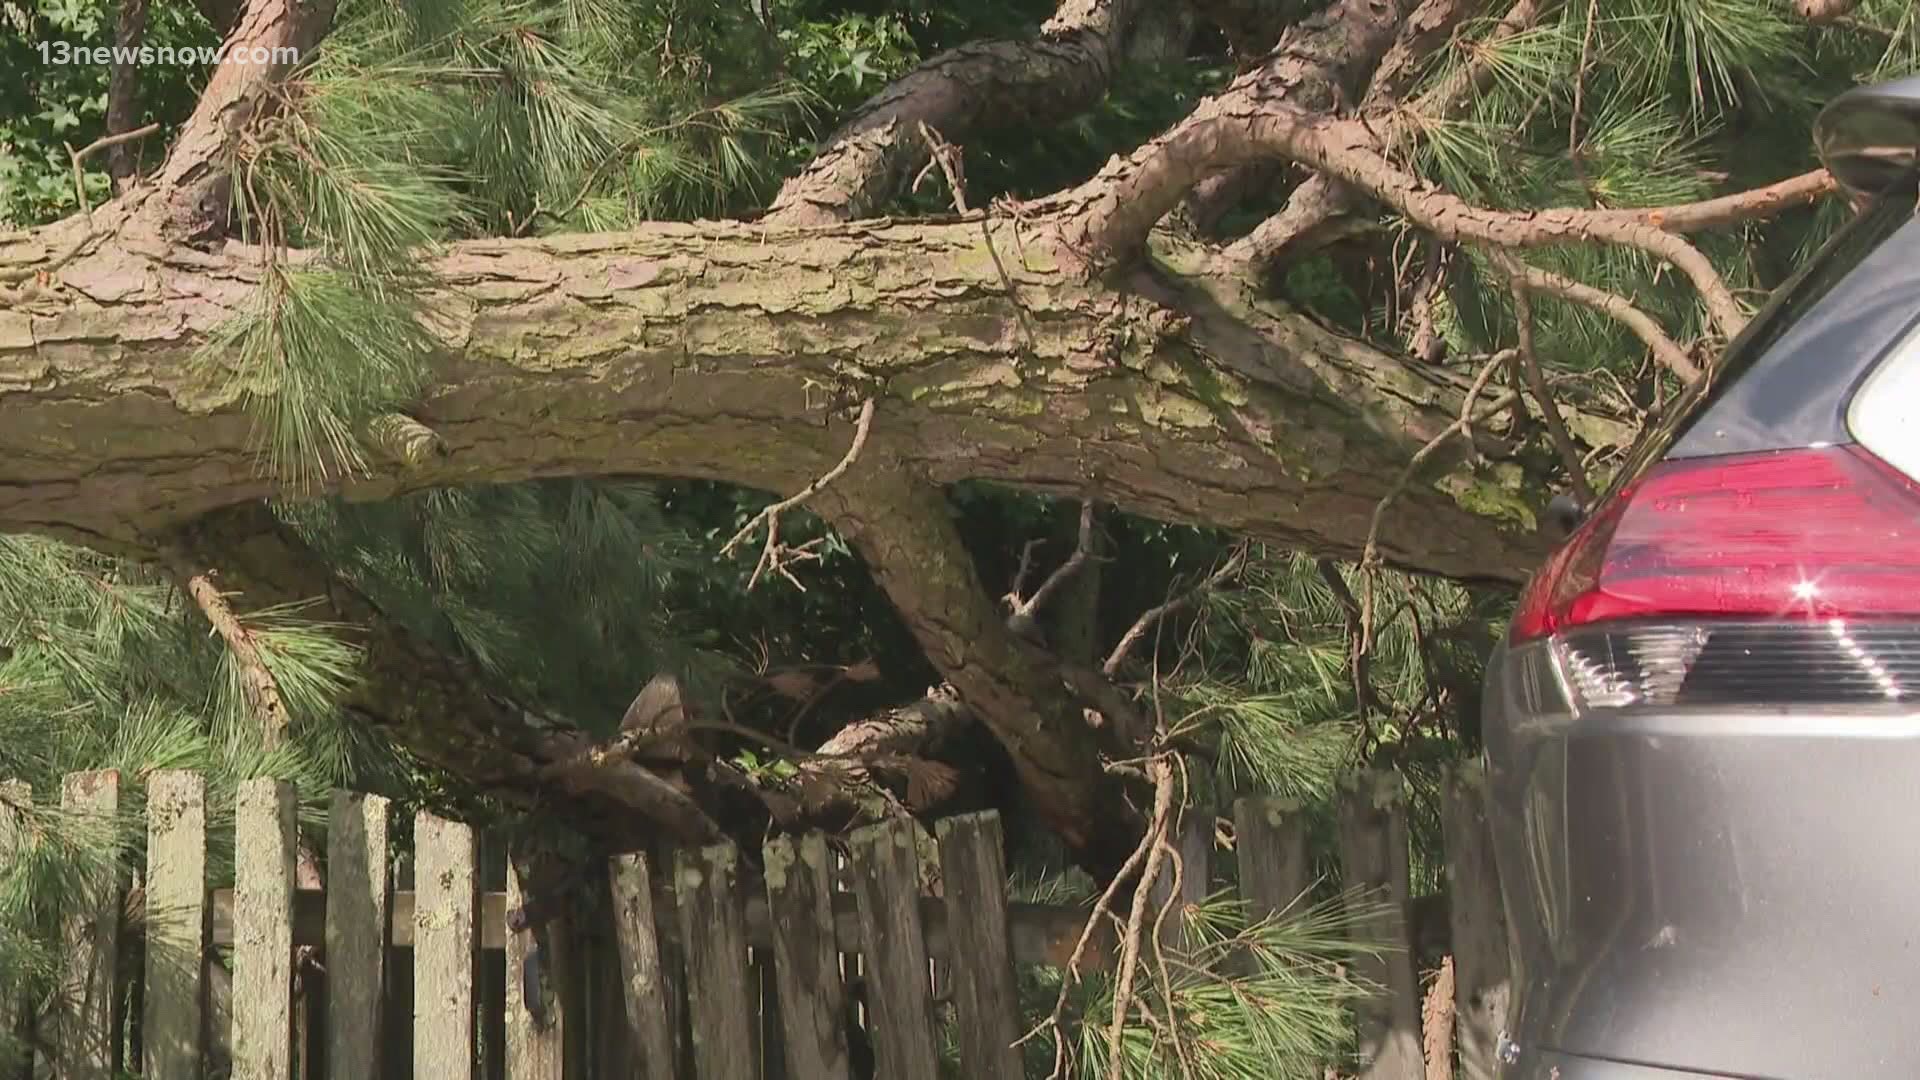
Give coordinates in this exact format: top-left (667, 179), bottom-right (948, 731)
top-left (1510, 445), bottom-right (1920, 708)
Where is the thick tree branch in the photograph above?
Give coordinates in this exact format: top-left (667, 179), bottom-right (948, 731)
top-left (1228, 0), bottom-right (1553, 271)
top-left (1182, 0), bottom-right (1459, 235)
top-left (764, 0), bottom-right (1143, 225)
top-left (809, 456), bottom-right (1141, 875)
top-left (1364, 0), bottom-right (1483, 117)
top-left (1062, 0), bottom-right (1425, 260)
top-left (144, 0), bottom-right (338, 240)
top-left (1221, 173), bottom-right (1363, 268)
top-left (1065, 80), bottom-right (1749, 337)
top-left (1589, 169), bottom-right (1837, 233)
top-left (1493, 251), bottom-right (1702, 383)
top-left (0, 216), bottom-right (1573, 583)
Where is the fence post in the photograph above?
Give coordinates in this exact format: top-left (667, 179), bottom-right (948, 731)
top-left (504, 857), bottom-right (564, 1080)
top-left (1441, 762), bottom-right (1511, 1080)
top-left (606, 852), bottom-right (676, 1080)
top-left (1234, 795), bottom-right (1308, 921)
top-left (674, 843), bottom-right (756, 1080)
top-left (414, 812), bottom-right (478, 1080)
top-left (234, 777), bottom-right (295, 1080)
top-left (936, 812), bottom-right (1023, 1080)
top-left (144, 771), bottom-right (206, 1080)
top-left (849, 818), bottom-right (940, 1080)
top-left (762, 833), bottom-right (850, 1080)
top-left (1336, 770), bottom-right (1424, 1080)
top-left (0, 781), bottom-right (31, 1075)
top-left (326, 791), bottom-right (389, 1079)
top-left (57, 770), bottom-right (121, 1080)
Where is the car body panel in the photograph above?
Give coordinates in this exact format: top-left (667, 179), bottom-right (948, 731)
top-left (1484, 645), bottom-right (1920, 1079)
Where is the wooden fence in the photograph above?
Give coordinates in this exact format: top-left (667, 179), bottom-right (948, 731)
top-left (0, 766), bottom-right (1512, 1080)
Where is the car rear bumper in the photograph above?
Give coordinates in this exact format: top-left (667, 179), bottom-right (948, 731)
top-left (1483, 641), bottom-right (1920, 1079)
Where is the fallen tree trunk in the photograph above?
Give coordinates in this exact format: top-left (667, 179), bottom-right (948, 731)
top-left (0, 209), bottom-right (1558, 582)
top-left (1, 201), bottom-right (1583, 865)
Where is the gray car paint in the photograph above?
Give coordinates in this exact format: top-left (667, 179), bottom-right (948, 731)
top-left (1485, 640), bottom-right (1920, 1078)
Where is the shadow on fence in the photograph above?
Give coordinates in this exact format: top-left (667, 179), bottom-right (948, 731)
top-left (0, 766), bottom-right (1510, 1079)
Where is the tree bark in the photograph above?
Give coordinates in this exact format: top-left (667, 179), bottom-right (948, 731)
top-left (764, 0), bottom-right (1146, 225)
top-left (0, 212), bottom-right (1560, 582)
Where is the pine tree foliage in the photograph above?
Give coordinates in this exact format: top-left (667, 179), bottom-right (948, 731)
top-left (280, 480), bottom-right (745, 728)
top-left (998, 890), bottom-right (1390, 1080)
top-left (0, 536), bottom-right (383, 1068)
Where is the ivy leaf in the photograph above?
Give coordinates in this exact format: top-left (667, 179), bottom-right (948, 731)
top-left (846, 49), bottom-right (874, 88)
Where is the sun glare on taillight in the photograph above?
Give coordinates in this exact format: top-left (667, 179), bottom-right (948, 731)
top-left (1511, 444), bottom-right (1920, 644)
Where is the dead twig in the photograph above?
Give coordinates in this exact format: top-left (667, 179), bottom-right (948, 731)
top-left (914, 121), bottom-right (971, 214)
top-left (169, 559), bottom-right (289, 747)
top-left (1358, 351), bottom-right (1518, 657)
top-left (1006, 499), bottom-right (1097, 619)
top-left (1103, 544), bottom-right (1248, 678)
top-left (1506, 277), bottom-right (1597, 505)
top-left (719, 399), bottom-right (877, 590)
top-left (1018, 760), bottom-right (1167, 1079)
top-left (66, 122), bottom-right (162, 216)
top-left (1104, 754), bottom-right (1178, 1080)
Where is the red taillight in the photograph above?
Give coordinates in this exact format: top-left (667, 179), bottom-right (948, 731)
top-left (1510, 445), bottom-right (1920, 643)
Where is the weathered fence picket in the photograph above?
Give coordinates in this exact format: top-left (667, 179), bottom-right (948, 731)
top-left (762, 832), bottom-right (850, 1080)
top-left (0, 764), bottom-right (1512, 1080)
top-left (849, 817), bottom-right (940, 1080)
top-left (1338, 770), bottom-right (1426, 1080)
top-left (234, 778), bottom-right (296, 1080)
top-left (327, 791), bottom-right (390, 1080)
top-left (1235, 795), bottom-right (1308, 920)
top-left (145, 770), bottom-right (207, 1079)
top-left (505, 857), bottom-right (566, 1080)
top-left (1442, 763), bottom-right (1512, 1080)
top-left (675, 843), bottom-right (757, 1080)
top-left (415, 812), bottom-right (478, 1080)
top-left (936, 813), bottom-right (1024, 1080)
top-left (57, 770), bottom-right (120, 1080)
top-left (607, 852), bottom-right (676, 1080)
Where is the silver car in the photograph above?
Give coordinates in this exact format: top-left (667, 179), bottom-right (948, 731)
top-left (1484, 76), bottom-right (1920, 1079)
